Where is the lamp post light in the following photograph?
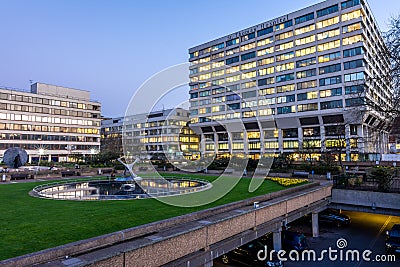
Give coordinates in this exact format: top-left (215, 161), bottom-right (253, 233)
top-left (38, 148), bottom-right (45, 165)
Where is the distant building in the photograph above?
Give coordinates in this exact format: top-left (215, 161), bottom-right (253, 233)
top-left (101, 108), bottom-right (200, 160)
top-left (100, 117), bottom-right (123, 154)
top-left (0, 82), bottom-right (101, 163)
top-left (188, 0), bottom-right (391, 162)
top-left (389, 117), bottom-right (400, 154)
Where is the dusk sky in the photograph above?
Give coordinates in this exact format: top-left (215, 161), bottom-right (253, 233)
top-left (1, 0), bottom-right (400, 117)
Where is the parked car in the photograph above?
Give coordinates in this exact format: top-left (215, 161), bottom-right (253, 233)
top-left (219, 240), bottom-right (283, 267)
top-left (319, 209), bottom-right (351, 227)
top-left (385, 224), bottom-right (400, 254)
top-left (282, 230), bottom-right (308, 251)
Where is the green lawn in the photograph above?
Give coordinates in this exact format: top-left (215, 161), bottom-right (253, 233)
top-left (0, 174), bottom-right (287, 260)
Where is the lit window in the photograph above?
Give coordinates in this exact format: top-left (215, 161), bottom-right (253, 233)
top-left (242, 71), bottom-right (257, 79)
top-left (241, 61), bottom-right (256, 70)
top-left (276, 31), bottom-right (293, 41)
top-left (342, 22), bottom-right (362, 33)
top-left (240, 42), bottom-right (256, 52)
top-left (212, 69), bottom-right (225, 77)
top-left (276, 51), bottom-right (295, 62)
top-left (226, 66), bottom-right (240, 74)
top-left (257, 37), bottom-right (274, 47)
top-left (257, 47), bottom-right (274, 56)
top-left (295, 46), bottom-right (316, 57)
top-left (341, 9), bottom-right (362, 22)
top-left (275, 41), bottom-right (294, 52)
top-left (199, 73), bottom-right (211, 81)
top-left (295, 24), bottom-right (315, 35)
top-left (317, 28), bottom-right (340, 40)
top-left (259, 109), bottom-right (275, 116)
top-left (258, 97), bottom-right (275, 105)
top-left (258, 57), bottom-right (274, 66)
top-left (295, 35), bottom-right (315, 46)
top-left (276, 62), bottom-right (295, 72)
top-left (212, 61), bottom-right (224, 68)
top-left (259, 88), bottom-right (275, 96)
top-left (258, 67), bottom-right (275, 76)
top-left (317, 40), bottom-right (340, 52)
top-left (316, 16), bottom-right (339, 29)
top-left (342, 35), bottom-right (363, 46)
top-left (199, 57), bottom-right (210, 63)
top-left (199, 64), bottom-right (211, 72)
top-left (226, 75), bottom-right (241, 83)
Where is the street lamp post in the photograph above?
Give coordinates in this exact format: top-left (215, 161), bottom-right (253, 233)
top-left (38, 148), bottom-right (45, 166)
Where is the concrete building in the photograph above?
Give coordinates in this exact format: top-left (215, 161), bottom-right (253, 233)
top-left (0, 82), bottom-right (101, 163)
top-left (188, 0), bottom-right (391, 162)
top-left (101, 108), bottom-right (200, 160)
top-left (101, 117), bottom-right (124, 155)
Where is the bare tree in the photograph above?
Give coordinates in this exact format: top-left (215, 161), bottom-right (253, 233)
top-left (356, 16), bottom-right (400, 121)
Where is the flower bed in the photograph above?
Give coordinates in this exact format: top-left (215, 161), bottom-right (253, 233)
top-left (266, 177), bottom-right (308, 187)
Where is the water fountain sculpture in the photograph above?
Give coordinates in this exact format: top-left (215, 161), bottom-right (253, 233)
top-left (31, 157), bottom-right (211, 200)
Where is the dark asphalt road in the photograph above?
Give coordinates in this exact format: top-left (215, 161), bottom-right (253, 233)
top-left (215, 211), bottom-right (400, 267)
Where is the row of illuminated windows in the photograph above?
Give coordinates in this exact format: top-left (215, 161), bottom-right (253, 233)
top-left (0, 103), bottom-right (99, 119)
top-left (191, 43), bottom-right (364, 81)
top-left (193, 57), bottom-right (363, 84)
top-left (0, 92), bottom-right (100, 111)
top-left (190, 9), bottom-right (363, 60)
top-left (129, 120), bottom-right (187, 129)
top-left (0, 112), bottom-right (99, 126)
top-left (0, 132), bottom-right (98, 142)
top-left (203, 139), bottom-right (358, 150)
top-left (203, 126), bottom-right (358, 141)
top-left (191, 36), bottom-right (363, 82)
top-left (192, 80), bottom-right (364, 105)
top-left (0, 143), bottom-right (97, 151)
top-left (275, 98), bottom-right (363, 114)
top-left (141, 136), bottom-right (180, 143)
top-left (0, 123), bottom-right (99, 134)
top-left (191, 97), bottom-right (364, 116)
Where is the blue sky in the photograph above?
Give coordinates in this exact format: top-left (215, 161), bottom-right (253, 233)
top-left (1, 0), bottom-right (399, 117)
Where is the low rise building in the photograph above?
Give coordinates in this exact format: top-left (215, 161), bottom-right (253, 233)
top-left (0, 82), bottom-right (101, 163)
top-left (101, 108), bottom-right (200, 161)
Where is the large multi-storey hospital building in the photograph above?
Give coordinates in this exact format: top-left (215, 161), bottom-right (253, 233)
top-left (188, 0), bottom-right (392, 162)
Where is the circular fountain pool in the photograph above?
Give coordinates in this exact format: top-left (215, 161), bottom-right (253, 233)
top-left (31, 177), bottom-right (212, 200)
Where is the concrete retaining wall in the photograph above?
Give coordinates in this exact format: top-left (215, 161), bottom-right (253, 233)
top-left (332, 189), bottom-right (400, 210)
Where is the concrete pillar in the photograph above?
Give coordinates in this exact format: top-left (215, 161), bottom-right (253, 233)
top-left (312, 212), bottom-right (319, 238)
top-left (277, 129), bottom-right (283, 154)
top-left (243, 131), bottom-right (248, 155)
top-left (345, 124), bottom-right (351, 162)
top-left (273, 228), bottom-right (282, 251)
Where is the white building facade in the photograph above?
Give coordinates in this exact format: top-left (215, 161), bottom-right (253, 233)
top-left (188, 0), bottom-right (391, 162)
top-left (0, 82), bottom-right (101, 163)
